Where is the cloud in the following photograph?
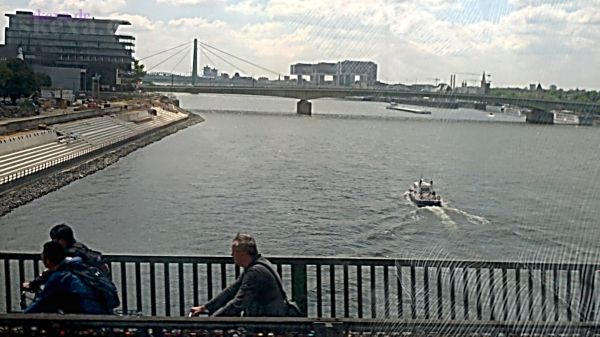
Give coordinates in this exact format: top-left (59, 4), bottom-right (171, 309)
top-left (0, 4), bottom-right (11, 44)
top-left (27, 0), bottom-right (126, 15)
top-left (167, 17), bottom-right (227, 29)
top-left (108, 13), bottom-right (157, 31)
top-left (224, 0), bottom-right (264, 15)
top-left (155, 0), bottom-right (214, 5)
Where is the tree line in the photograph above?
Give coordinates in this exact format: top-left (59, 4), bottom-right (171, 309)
top-left (491, 88), bottom-right (600, 104)
top-left (0, 58), bottom-right (51, 104)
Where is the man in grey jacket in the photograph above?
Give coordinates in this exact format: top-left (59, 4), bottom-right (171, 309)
top-left (190, 233), bottom-right (288, 317)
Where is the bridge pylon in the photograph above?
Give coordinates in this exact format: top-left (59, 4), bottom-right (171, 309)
top-left (192, 38), bottom-right (198, 85)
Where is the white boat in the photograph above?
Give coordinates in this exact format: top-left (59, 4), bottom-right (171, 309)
top-left (553, 110), bottom-right (579, 125)
top-left (408, 180), bottom-right (442, 207)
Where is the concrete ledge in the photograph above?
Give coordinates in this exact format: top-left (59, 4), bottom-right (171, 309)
top-left (0, 130), bottom-right (57, 155)
top-left (0, 108), bottom-right (113, 136)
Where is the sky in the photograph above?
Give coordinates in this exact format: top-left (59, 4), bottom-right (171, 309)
top-left (1, 0), bottom-right (599, 89)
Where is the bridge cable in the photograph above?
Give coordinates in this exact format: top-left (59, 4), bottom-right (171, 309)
top-left (170, 46), bottom-right (192, 73)
top-left (139, 41), bottom-right (191, 61)
top-left (201, 45), bottom-right (250, 76)
top-left (199, 41), bottom-right (281, 77)
top-left (200, 48), bottom-right (217, 70)
top-left (146, 47), bottom-right (190, 73)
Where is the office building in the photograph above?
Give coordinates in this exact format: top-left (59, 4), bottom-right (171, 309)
top-left (0, 10), bottom-right (135, 91)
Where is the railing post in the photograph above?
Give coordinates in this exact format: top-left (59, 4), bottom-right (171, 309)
top-left (579, 266), bottom-right (595, 321)
top-left (291, 263), bottom-right (307, 316)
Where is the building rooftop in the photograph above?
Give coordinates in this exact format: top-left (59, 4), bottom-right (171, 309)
top-left (6, 11), bottom-right (131, 26)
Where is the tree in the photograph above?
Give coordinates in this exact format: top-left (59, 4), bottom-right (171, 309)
top-left (0, 59), bottom-right (51, 103)
top-left (0, 59), bottom-right (40, 104)
top-left (132, 59), bottom-right (146, 82)
top-left (34, 72), bottom-right (52, 87)
top-left (0, 61), bottom-right (11, 98)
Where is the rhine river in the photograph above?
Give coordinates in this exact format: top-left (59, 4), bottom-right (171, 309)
top-left (1, 94), bottom-right (599, 263)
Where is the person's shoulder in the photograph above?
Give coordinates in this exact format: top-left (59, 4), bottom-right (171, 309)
top-left (249, 258), bottom-right (277, 278)
top-left (45, 268), bottom-right (74, 287)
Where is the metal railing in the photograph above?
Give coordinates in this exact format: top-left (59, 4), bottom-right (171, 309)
top-left (0, 314), bottom-right (598, 337)
top-left (1, 253), bottom-right (597, 322)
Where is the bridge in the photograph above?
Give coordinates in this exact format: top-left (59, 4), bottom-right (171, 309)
top-left (139, 39), bottom-right (600, 120)
top-left (144, 84), bottom-right (600, 117)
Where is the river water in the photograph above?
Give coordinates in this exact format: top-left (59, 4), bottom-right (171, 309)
top-left (1, 94), bottom-right (599, 264)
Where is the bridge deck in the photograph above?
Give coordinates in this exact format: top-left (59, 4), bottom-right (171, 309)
top-left (145, 85), bottom-right (600, 114)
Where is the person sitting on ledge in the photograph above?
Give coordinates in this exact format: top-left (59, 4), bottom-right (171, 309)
top-left (25, 241), bottom-right (111, 314)
top-left (189, 233), bottom-right (288, 317)
top-left (22, 223), bottom-right (108, 292)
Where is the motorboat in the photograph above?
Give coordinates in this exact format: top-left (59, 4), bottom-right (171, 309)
top-left (408, 180), bottom-right (442, 207)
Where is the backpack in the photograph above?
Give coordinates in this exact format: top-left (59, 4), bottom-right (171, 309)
top-left (68, 263), bottom-right (120, 310)
top-left (68, 242), bottom-right (108, 272)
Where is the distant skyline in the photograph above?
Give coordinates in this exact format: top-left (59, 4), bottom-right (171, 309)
top-left (1, 0), bottom-right (599, 90)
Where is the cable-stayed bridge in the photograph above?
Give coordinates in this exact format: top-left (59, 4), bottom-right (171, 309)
top-left (139, 40), bottom-right (600, 120)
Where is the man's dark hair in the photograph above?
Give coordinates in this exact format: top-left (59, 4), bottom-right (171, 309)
top-left (42, 241), bottom-right (66, 265)
top-left (233, 233), bottom-right (258, 257)
top-left (49, 223), bottom-right (75, 246)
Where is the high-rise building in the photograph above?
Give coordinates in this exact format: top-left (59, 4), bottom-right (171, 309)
top-left (0, 11), bottom-right (135, 91)
top-left (290, 60), bottom-right (377, 86)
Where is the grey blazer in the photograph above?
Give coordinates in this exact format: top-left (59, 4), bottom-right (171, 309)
top-left (204, 255), bottom-right (288, 316)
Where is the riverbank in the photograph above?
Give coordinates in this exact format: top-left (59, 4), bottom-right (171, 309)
top-left (0, 105), bottom-right (204, 217)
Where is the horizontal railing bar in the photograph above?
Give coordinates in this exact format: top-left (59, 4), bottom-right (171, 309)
top-left (0, 314), bottom-right (598, 333)
top-left (1, 252), bottom-right (597, 270)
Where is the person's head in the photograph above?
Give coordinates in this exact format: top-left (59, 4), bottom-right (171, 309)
top-left (231, 233), bottom-right (258, 268)
top-left (49, 223), bottom-right (75, 248)
top-left (41, 241), bottom-right (66, 270)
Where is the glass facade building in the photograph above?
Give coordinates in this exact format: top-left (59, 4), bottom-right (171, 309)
top-left (1, 11), bottom-right (135, 90)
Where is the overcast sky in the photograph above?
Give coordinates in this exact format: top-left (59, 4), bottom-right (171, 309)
top-left (1, 0), bottom-right (599, 89)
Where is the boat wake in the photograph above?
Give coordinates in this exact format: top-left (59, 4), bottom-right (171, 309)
top-left (423, 206), bottom-right (490, 227)
top-left (422, 206), bottom-right (458, 230)
top-left (365, 210), bottom-right (422, 240)
top-left (446, 207), bottom-right (490, 225)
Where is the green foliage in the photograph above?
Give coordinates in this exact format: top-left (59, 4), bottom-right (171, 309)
top-left (34, 72), bottom-right (52, 87)
top-left (0, 58), bottom-right (50, 104)
top-left (490, 88), bottom-right (600, 104)
top-left (132, 59), bottom-right (146, 82)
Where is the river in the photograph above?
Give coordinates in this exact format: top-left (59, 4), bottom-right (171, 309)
top-left (1, 94), bottom-right (598, 264)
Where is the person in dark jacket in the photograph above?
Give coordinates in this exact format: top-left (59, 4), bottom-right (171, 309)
top-left (25, 241), bottom-right (110, 314)
top-left (50, 223), bottom-right (107, 271)
top-left (22, 224), bottom-right (108, 292)
top-left (190, 233), bottom-right (288, 317)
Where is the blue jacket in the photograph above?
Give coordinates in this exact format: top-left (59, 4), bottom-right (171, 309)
top-left (25, 257), bottom-right (110, 314)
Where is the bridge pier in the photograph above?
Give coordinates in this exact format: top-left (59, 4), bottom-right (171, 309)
top-left (297, 99), bottom-right (312, 115)
top-left (526, 108), bottom-right (553, 124)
